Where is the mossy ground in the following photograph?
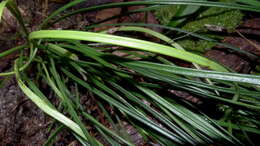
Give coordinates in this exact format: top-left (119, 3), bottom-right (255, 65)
top-left (155, 0), bottom-right (244, 52)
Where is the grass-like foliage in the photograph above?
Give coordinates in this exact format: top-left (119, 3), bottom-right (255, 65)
top-left (1, 0), bottom-right (260, 145)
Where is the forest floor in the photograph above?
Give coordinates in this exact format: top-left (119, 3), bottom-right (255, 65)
top-left (0, 0), bottom-right (260, 145)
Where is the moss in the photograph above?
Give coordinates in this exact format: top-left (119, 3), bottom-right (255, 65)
top-left (178, 6), bottom-right (243, 52)
top-left (177, 39), bottom-right (216, 52)
top-left (182, 7), bottom-right (243, 32)
top-left (155, 0), bottom-right (244, 52)
top-left (155, 5), bottom-right (180, 25)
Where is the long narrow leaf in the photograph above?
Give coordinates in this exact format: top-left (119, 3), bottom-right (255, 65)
top-left (121, 61), bottom-right (260, 85)
top-left (14, 60), bottom-right (88, 141)
top-left (40, 0), bottom-right (85, 28)
top-left (48, 0), bottom-right (260, 27)
top-left (0, 0), bottom-right (8, 21)
top-left (29, 30), bottom-right (227, 72)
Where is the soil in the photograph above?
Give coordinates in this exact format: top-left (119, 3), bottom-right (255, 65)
top-left (0, 78), bottom-right (49, 145)
top-left (0, 0), bottom-right (260, 145)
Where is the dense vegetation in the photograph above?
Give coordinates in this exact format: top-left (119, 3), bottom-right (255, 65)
top-left (1, 0), bottom-right (260, 145)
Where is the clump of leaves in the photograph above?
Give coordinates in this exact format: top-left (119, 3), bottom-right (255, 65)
top-left (1, 0), bottom-right (260, 146)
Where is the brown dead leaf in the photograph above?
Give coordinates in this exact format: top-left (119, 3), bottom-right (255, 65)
top-left (237, 18), bottom-right (260, 37)
top-left (120, 0), bottom-right (162, 34)
top-left (205, 49), bottom-right (251, 73)
top-left (241, 18), bottom-right (260, 30)
top-left (94, 0), bottom-right (123, 31)
top-left (68, 140), bottom-right (80, 146)
top-left (207, 18), bottom-right (260, 72)
top-left (169, 90), bottom-right (202, 104)
top-left (0, 8), bottom-right (17, 34)
top-left (223, 37), bottom-right (260, 56)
